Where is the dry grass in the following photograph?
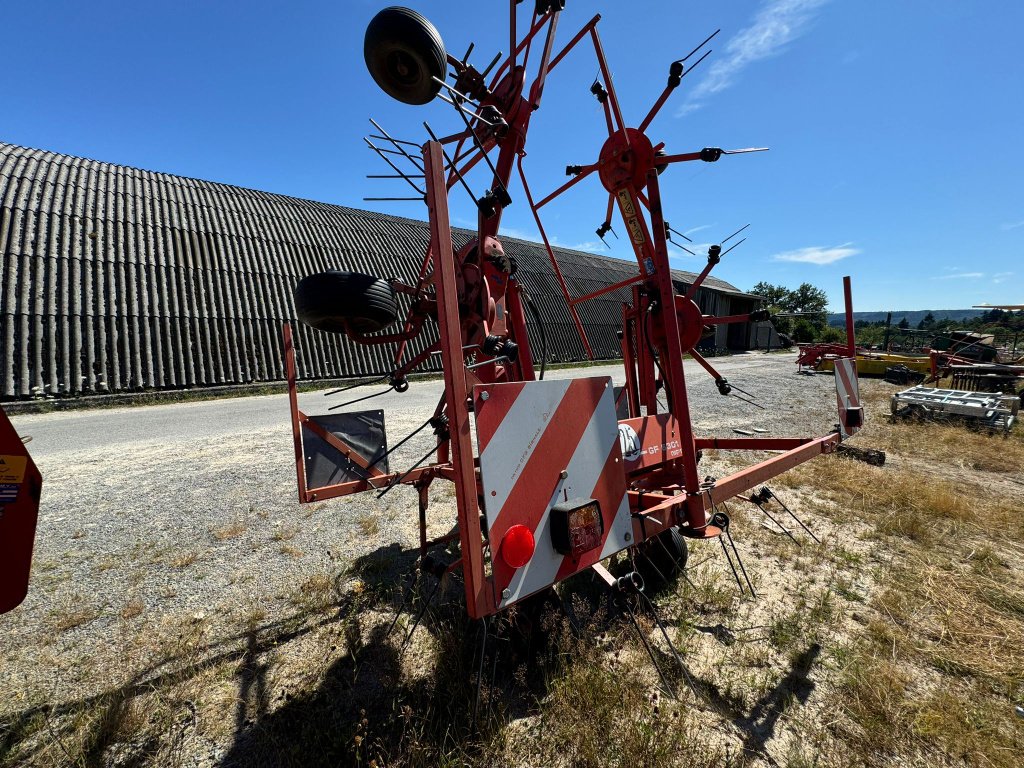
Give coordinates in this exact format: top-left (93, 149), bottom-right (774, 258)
top-left (357, 514), bottom-right (380, 537)
top-left (279, 544), bottom-right (304, 558)
top-left (5, 378), bottom-right (1023, 768)
top-left (210, 520), bottom-right (247, 541)
top-left (169, 550), bottom-right (199, 568)
top-left (271, 522), bottom-right (298, 542)
top-left (119, 599), bottom-right (145, 621)
top-left (50, 604), bottom-right (102, 633)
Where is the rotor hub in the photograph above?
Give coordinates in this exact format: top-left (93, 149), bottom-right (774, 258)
top-left (598, 128), bottom-right (655, 193)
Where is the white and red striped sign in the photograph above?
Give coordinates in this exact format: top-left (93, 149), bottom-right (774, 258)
top-left (834, 358), bottom-right (863, 438)
top-left (474, 377), bottom-right (631, 609)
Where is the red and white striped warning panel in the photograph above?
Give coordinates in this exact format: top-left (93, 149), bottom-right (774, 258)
top-left (834, 358), bottom-right (864, 438)
top-left (474, 377), bottom-right (631, 610)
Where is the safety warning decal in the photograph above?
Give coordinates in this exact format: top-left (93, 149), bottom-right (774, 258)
top-left (0, 455), bottom-right (27, 485)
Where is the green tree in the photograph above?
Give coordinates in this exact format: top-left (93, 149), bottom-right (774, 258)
top-left (749, 281), bottom-right (790, 308)
top-left (897, 317), bottom-right (910, 329)
top-left (785, 283), bottom-right (829, 316)
top-left (917, 312), bottom-right (935, 330)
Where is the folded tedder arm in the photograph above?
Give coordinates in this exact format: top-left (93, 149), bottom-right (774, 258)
top-left (284, 1), bottom-right (862, 620)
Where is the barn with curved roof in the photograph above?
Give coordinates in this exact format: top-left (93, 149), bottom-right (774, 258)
top-left (0, 141), bottom-right (761, 400)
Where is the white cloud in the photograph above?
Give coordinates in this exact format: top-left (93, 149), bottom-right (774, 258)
top-left (678, 0), bottom-right (828, 116)
top-left (683, 224), bottom-right (714, 237)
top-left (771, 243), bottom-right (858, 265)
top-left (993, 271), bottom-right (1014, 284)
top-left (1001, 220), bottom-right (1024, 231)
top-left (932, 271), bottom-right (984, 280)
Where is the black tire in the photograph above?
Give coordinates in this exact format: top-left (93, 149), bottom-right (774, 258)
top-left (642, 527), bottom-right (689, 581)
top-left (294, 271), bottom-right (399, 335)
top-left (364, 7), bottom-right (446, 105)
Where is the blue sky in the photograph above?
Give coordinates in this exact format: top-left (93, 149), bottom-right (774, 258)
top-left (4, 0), bottom-right (1021, 311)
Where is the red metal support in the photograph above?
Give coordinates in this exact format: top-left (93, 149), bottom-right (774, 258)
top-left (645, 170), bottom-right (703, 526)
top-left (283, 323), bottom-right (307, 503)
top-left (844, 275), bottom-right (855, 357)
top-left (424, 140), bottom-right (492, 619)
top-left (589, 26), bottom-right (628, 144)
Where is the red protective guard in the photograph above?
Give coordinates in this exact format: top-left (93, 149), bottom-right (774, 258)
top-left (0, 408), bottom-right (42, 614)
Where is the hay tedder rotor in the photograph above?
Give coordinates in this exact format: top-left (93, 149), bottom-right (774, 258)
top-left (285, 1), bottom-right (863, 630)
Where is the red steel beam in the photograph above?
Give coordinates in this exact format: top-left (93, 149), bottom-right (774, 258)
top-left (424, 140), bottom-right (492, 619)
top-left (283, 323), bottom-right (307, 503)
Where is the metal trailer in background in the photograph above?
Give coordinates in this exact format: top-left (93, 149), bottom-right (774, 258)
top-left (891, 386), bottom-right (1018, 433)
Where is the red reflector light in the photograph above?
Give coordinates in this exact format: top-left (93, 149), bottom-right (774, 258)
top-left (550, 498), bottom-right (604, 558)
top-left (500, 524), bottom-right (535, 569)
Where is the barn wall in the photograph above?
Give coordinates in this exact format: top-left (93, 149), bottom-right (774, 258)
top-left (0, 142), bottom-right (754, 399)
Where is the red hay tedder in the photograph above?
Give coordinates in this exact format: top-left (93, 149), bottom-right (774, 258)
top-left (284, 0), bottom-right (865, 629)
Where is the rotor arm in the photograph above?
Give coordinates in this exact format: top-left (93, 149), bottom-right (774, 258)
top-left (516, 154), bottom-right (595, 357)
top-left (535, 163), bottom-right (599, 209)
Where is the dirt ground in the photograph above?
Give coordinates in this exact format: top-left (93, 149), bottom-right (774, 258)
top-left (2, 352), bottom-right (1022, 767)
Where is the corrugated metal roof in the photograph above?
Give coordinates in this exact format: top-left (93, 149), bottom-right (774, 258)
top-left (0, 141), bottom-right (755, 398)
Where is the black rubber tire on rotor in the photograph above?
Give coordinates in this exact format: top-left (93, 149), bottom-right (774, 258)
top-left (364, 7), bottom-right (447, 105)
top-left (643, 527), bottom-right (689, 580)
top-left (294, 270), bottom-right (399, 335)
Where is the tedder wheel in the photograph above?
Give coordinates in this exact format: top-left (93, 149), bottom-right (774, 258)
top-left (294, 270), bottom-right (399, 335)
top-left (364, 7), bottom-right (446, 105)
top-left (640, 527), bottom-right (689, 584)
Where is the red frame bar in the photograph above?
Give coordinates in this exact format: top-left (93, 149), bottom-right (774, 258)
top-left (424, 141), bottom-right (492, 619)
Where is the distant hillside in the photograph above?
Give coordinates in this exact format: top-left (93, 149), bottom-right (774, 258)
top-left (827, 309), bottom-right (984, 327)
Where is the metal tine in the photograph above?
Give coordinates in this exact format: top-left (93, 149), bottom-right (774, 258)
top-left (679, 49), bottom-right (713, 79)
top-left (363, 138), bottom-right (425, 195)
top-left (623, 596), bottom-right (678, 699)
top-left (635, 589), bottom-right (700, 700)
top-left (324, 374), bottom-right (389, 396)
top-left (370, 416), bottom-right (434, 470)
top-left (423, 122), bottom-right (479, 206)
top-left (720, 223), bottom-right (750, 245)
top-left (385, 568), bottom-right (421, 637)
top-left (461, 42), bottom-right (475, 64)
top-left (718, 536), bottom-right (746, 596)
top-left (401, 571), bottom-right (443, 651)
top-left (724, 526), bottom-right (757, 598)
top-left (368, 134), bottom-right (422, 148)
top-left (376, 441), bottom-right (439, 499)
top-left (369, 117), bottom-right (426, 172)
top-left (472, 617), bottom-right (490, 728)
top-left (748, 497), bottom-right (800, 546)
top-left (443, 91), bottom-right (504, 185)
top-left (767, 487), bottom-right (821, 544)
top-left (431, 76), bottom-right (485, 106)
top-left (720, 237), bottom-right (746, 258)
top-left (675, 29), bottom-right (720, 64)
top-left (480, 50), bottom-right (503, 79)
top-left (327, 384), bottom-right (396, 411)
top-left (666, 223), bottom-right (693, 242)
top-left (730, 390), bottom-right (765, 410)
top-left (436, 92), bottom-right (499, 129)
top-left (728, 381), bottom-right (757, 399)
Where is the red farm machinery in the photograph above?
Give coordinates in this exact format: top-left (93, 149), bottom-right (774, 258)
top-left (284, 1), bottom-right (864, 659)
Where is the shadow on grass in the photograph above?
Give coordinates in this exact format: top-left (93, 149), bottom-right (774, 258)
top-left (2, 538), bottom-right (823, 768)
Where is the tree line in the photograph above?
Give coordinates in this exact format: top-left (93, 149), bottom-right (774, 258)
top-left (749, 280), bottom-right (1023, 347)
